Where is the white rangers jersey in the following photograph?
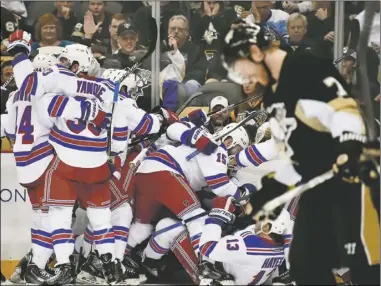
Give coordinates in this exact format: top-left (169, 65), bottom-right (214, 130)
top-left (4, 90), bottom-right (54, 184)
top-left (198, 224), bottom-right (286, 285)
top-left (3, 90), bottom-right (90, 184)
top-left (12, 53), bottom-right (162, 168)
top-left (234, 137), bottom-right (280, 169)
top-left (137, 143), bottom-right (241, 198)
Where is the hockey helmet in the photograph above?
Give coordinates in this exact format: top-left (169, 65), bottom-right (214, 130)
top-left (217, 123), bottom-right (250, 151)
top-left (102, 68), bottom-right (139, 100)
top-left (222, 23), bottom-right (272, 84)
top-left (58, 44), bottom-right (94, 74)
top-left (258, 208), bottom-right (291, 236)
top-left (32, 53), bottom-right (58, 70)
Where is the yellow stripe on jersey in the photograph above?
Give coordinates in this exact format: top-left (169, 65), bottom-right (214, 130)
top-left (361, 184), bottom-right (380, 266)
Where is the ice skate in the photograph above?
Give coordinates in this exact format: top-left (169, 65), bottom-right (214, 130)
top-left (9, 249), bottom-right (32, 284)
top-left (121, 255), bottom-right (143, 284)
top-left (99, 253), bottom-right (123, 285)
top-left (45, 263), bottom-right (74, 285)
top-left (24, 261), bottom-right (53, 285)
top-left (198, 261), bottom-right (235, 285)
top-left (76, 252), bottom-right (106, 285)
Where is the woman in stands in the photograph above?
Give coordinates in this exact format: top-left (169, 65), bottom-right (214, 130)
top-left (31, 13), bottom-right (72, 52)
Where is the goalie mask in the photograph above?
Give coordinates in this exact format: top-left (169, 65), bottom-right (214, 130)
top-left (58, 44), bottom-right (94, 74)
top-left (222, 23), bottom-right (276, 86)
top-left (32, 54), bottom-right (58, 71)
top-left (102, 68), bottom-right (140, 100)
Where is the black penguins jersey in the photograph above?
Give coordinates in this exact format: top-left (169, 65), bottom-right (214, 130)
top-left (263, 52), bottom-right (365, 180)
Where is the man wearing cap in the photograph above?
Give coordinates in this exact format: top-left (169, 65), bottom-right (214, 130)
top-left (341, 47), bottom-right (357, 86)
top-left (206, 95), bottom-right (233, 133)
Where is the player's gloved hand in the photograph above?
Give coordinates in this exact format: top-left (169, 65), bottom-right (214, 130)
top-left (181, 109), bottom-right (208, 127)
top-left (108, 158), bottom-right (121, 180)
top-left (234, 184), bottom-right (256, 205)
top-left (7, 30), bottom-right (32, 57)
top-left (181, 127), bottom-right (218, 155)
top-left (80, 99), bottom-right (109, 128)
top-left (209, 196), bottom-right (236, 225)
top-left (243, 173), bottom-right (290, 225)
top-left (151, 106), bottom-right (179, 127)
top-left (333, 132), bottom-right (367, 183)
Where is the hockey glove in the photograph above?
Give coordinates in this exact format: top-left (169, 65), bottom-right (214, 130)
top-left (332, 132), bottom-right (367, 183)
top-left (244, 174), bottom-right (289, 224)
top-left (7, 30), bottom-right (32, 57)
top-left (151, 106), bottom-right (179, 127)
top-left (180, 127), bottom-right (218, 155)
top-left (182, 109), bottom-right (208, 127)
top-left (80, 99), bottom-right (108, 129)
top-left (208, 196), bottom-right (236, 225)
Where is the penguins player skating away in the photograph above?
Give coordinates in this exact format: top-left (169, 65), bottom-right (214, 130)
top-left (221, 22), bottom-right (380, 285)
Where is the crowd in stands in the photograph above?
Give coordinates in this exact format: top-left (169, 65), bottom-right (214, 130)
top-left (1, 1), bottom-right (380, 120)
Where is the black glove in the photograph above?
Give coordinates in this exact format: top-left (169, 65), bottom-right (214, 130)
top-left (333, 132), bottom-right (367, 183)
top-left (237, 174), bottom-right (289, 229)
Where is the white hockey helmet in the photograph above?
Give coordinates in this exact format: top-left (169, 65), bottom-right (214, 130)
top-left (102, 68), bottom-right (138, 99)
top-left (217, 123), bottom-right (250, 150)
top-left (58, 44), bottom-right (94, 74)
top-left (32, 54), bottom-right (58, 70)
top-left (259, 208), bottom-right (291, 235)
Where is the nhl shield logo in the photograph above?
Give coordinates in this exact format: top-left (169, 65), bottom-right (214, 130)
top-left (183, 200), bottom-right (189, 207)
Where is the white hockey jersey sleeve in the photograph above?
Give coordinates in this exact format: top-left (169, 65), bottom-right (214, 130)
top-left (197, 146), bottom-right (240, 198)
top-left (110, 97), bottom-right (162, 160)
top-left (235, 137), bottom-right (280, 168)
top-left (12, 54), bottom-right (78, 98)
top-left (35, 92), bottom-right (92, 124)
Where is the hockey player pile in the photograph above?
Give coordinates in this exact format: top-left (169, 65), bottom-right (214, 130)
top-left (1, 20), bottom-right (379, 286)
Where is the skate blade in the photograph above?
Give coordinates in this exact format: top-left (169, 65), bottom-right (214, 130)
top-left (199, 278), bottom-right (213, 285)
top-left (139, 274), bottom-right (147, 284)
top-left (2, 281), bottom-right (19, 285)
top-left (218, 280), bottom-right (235, 285)
top-left (118, 278), bottom-right (140, 285)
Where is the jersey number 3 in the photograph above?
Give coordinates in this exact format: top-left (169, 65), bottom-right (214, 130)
top-left (16, 106), bottom-right (34, 144)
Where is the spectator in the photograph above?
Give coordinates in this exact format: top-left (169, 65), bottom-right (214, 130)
top-left (245, 0), bottom-right (289, 40)
top-left (1, 61), bottom-right (16, 92)
top-left (206, 96), bottom-right (234, 133)
top-left (191, 1), bottom-right (238, 63)
top-left (108, 13), bottom-right (127, 54)
top-left (165, 15), bottom-right (205, 90)
top-left (305, 1), bottom-right (349, 59)
top-left (51, 1), bottom-right (78, 40)
top-left (31, 13), bottom-right (72, 51)
top-left (72, 0), bottom-right (112, 46)
top-left (133, 1), bottom-right (186, 47)
top-left (282, 1), bottom-right (316, 14)
top-left (112, 20), bottom-right (147, 68)
top-left (341, 47), bottom-right (357, 86)
top-left (287, 13), bottom-right (315, 53)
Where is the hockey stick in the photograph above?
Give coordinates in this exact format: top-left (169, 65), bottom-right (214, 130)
top-left (185, 109), bottom-right (267, 161)
top-left (206, 94), bottom-right (263, 117)
top-left (107, 17), bottom-right (158, 156)
top-left (355, 1), bottom-right (378, 142)
top-left (128, 93), bottom-right (264, 147)
top-left (253, 170), bottom-right (335, 218)
top-left (151, 194), bottom-right (252, 237)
